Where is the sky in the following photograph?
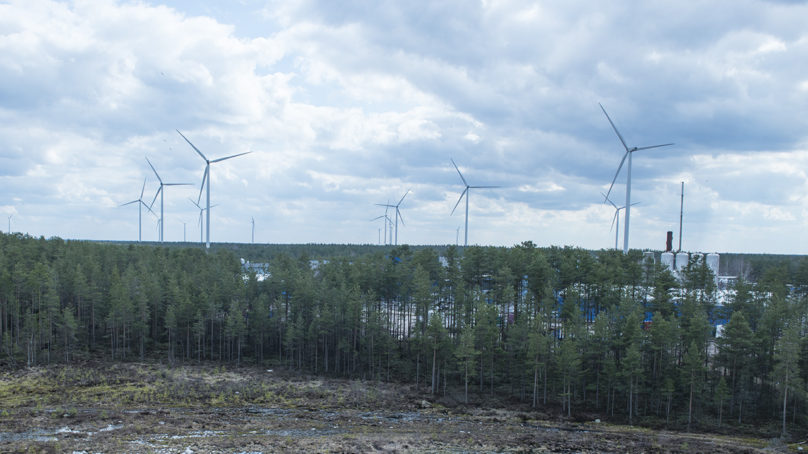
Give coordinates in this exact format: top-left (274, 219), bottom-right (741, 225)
top-left (1, 0), bottom-right (807, 254)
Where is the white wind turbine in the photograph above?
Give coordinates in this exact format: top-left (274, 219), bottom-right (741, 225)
top-left (370, 211), bottom-right (393, 245)
top-left (602, 192), bottom-right (639, 251)
top-left (451, 158), bottom-right (500, 247)
top-left (120, 177), bottom-right (155, 242)
top-left (190, 198), bottom-right (218, 245)
top-left (600, 103), bottom-right (673, 254)
top-left (147, 157), bottom-right (192, 243)
top-left (176, 130), bottom-right (251, 249)
top-left (376, 190), bottom-right (409, 245)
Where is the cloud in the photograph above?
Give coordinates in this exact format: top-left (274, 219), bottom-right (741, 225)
top-left (0, 0), bottom-right (806, 252)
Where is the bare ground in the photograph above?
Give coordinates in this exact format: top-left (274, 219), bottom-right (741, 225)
top-left (0, 362), bottom-right (787, 453)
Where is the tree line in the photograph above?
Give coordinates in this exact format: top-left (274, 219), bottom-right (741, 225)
top-left (1, 232), bottom-right (807, 436)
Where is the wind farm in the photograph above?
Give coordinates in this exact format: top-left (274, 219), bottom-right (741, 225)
top-left (4, 2), bottom-right (808, 451)
top-left (108, 115), bottom-right (682, 252)
top-left (375, 190), bottom-right (409, 246)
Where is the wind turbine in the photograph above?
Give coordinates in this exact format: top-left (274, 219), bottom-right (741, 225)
top-left (146, 156), bottom-right (192, 243)
top-left (376, 190), bottom-right (409, 245)
top-left (600, 103), bottom-right (673, 254)
top-left (176, 130), bottom-right (251, 249)
top-left (602, 192), bottom-right (639, 251)
top-left (120, 178), bottom-right (155, 242)
top-left (190, 198), bottom-right (218, 245)
top-left (251, 217), bottom-right (255, 244)
top-left (7, 214), bottom-right (12, 234)
top-left (370, 212), bottom-right (392, 245)
top-left (450, 158), bottom-right (500, 247)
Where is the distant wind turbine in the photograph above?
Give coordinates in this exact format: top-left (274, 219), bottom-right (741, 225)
top-left (146, 157), bottom-right (192, 243)
top-left (451, 158), bottom-right (500, 247)
top-left (120, 178), bottom-right (155, 242)
top-left (177, 130), bottom-right (251, 249)
top-left (7, 214), bottom-right (12, 234)
top-left (190, 198), bottom-right (218, 245)
top-left (251, 217), bottom-right (255, 244)
top-left (602, 192), bottom-right (639, 251)
top-left (376, 190), bottom-right (409, 245)
top-left (600, 103), bottom-right (673, 254)
top-left (370, 212), bottom-right (392, 245)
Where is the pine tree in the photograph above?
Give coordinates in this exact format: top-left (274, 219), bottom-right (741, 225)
top-left (455, 322), bottom-right (478, 404)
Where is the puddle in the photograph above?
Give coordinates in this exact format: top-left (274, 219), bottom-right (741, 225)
top-left (0, 429), bottom-right (58, 443)
top-left (263, 427), bottom-right (344, 437)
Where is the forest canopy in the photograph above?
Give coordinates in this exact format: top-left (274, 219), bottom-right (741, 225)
top-left (1, 233), bottom-right (807, 435)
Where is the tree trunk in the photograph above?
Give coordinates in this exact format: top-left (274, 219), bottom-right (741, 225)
top-left (431, 347), bottom-right (437, 395)
top-left (782, 368), bottom-right (788, 437)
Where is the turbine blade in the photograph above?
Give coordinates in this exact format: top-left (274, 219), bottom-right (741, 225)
top-left (198, 167), bottom-right (208, 204)
top-left (450, 158), bottom-right (468, 186)
top-left (370, 215), bottom-right (385, 221)
top-left (140, 177), bottom-right (147, 199)
top-left (630, 201), bottom-right (641, 207)
top-left (599, 103), bottom-right (630, 153)
top-left (210, 151), bottom-right (251, 163)
top-left (470, 185), bottom-right (501, 189)
top-left (177, 129), bottom-right (208, 161)
top-left (145, 156), bottom-right (162, 184)
top-left (610, 211), bottom-right (618, 231)
top-left (189, 198), bottom-right (202, 210)
top-left (451, 188), bottom-right (468, 215)
top-left (601, 192), bottom-right (618, 209)
top-left (397, 189), bottom-right (410, 206)
top-left (397, 208), bottom-right (405, 226)
top-left (149, 186), bottom-right (162, 209)
top-left (120, 200), bottom-right (139, 207)
top-left (164, 183), bottom-right (193, 186)
top-left (634, 143), bottom-right (674, 152)
top-left (143, 201), bottom-right (156, 215)
top-left (375, 203), bottom-right (395, 208)
top-left (604, 151), bottom-right (629, 202)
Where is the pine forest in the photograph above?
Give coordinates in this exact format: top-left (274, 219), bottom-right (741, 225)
top-left (1, 232), bottom-right (807, 437)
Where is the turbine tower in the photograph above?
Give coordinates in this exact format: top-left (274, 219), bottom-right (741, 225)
top-left (251, 217), bottom-right (255, 244)
top-left (451, 158), bottom-right (500, 247)
top-left (146, 157), bottom-right (192, 242)
top-left (600, 103), bottom-right (673, 254)
top-left (376, 190), bottom-right (409, 245)
top-left (177, 130), bottom-right (251, 249)
top-left (120, 177), bottom-right (155, 242)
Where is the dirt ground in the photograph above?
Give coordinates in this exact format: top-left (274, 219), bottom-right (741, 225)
top-left (0, 363), bottom-right (788, 453)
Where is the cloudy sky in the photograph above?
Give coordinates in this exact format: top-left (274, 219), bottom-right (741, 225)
top-left (1, 0), bottom-right (807, 253)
